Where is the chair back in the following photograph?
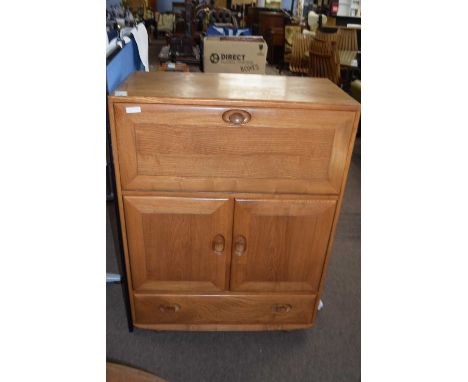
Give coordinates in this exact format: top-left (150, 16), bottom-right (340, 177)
top-left (309, 38), bottom-right (340, 84)
top-left (283, 25), bottom-right (301, 65)
top-left (289, 33), bottom-right (313, 74)
top-left (208, 8), bottom-right (238, 29)
top-left (337, 28), bottom-right (358, 51)
top-left (315, 28), bottom-right (338, 44)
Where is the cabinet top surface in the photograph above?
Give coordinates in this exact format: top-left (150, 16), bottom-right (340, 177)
top-left (109, 72), bottom-right (360, 110)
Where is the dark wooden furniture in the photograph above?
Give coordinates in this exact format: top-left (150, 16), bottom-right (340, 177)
top-left (258, 11), bottom-right (287, 65)
top-left (108, 72), bottom-right (360, 331)
top-left (245, 7), bottom-right (289, 35)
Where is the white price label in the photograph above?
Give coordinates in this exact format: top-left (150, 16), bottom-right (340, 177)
top-left (125, 106), bottom-right (141, 113)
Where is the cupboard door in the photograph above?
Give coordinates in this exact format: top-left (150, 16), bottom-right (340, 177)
top-left (230, 198), bottom-right (336, 292)
top-left (124, 196), bottom-right (233, 292)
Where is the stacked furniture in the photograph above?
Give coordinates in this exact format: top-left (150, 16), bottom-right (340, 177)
top-left (258, 11), bottom-right (288, 65)
top-left (108, 72), bottom-right (360, 331)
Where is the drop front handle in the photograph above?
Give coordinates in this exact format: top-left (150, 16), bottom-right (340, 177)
top-left (222, 109), bottom-right (251, 125)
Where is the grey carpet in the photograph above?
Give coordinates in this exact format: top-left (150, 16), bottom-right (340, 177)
top-left (106, 141), bottom-right (361, 382)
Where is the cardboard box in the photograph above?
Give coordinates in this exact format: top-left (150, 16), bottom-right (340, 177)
top-left (203, 36), bottom-right (268, 74)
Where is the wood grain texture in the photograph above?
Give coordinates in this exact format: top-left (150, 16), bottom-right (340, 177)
top-left (121, 190), bottom-right (339, 200)
top-left (123, 196), bottom-right (233, 292)
top-left (108, 72), bottom-right (360, 111)
top-left (113, 103), bottom-right (355, 194)
top-left (230, 198), bottom-right (337, 292)
top-left (133, 293), bottom-right (316, 325)
top-left (134, 322), bottom-right (314, 331)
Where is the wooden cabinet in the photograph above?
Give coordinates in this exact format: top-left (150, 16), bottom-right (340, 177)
top-left (108, 72), bottom-right (360, 331)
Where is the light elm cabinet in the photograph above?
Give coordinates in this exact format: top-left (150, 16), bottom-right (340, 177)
top-left (109, 72), bottom-right (360, 331)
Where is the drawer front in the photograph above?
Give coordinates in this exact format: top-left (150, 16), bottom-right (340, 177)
top-left (133, 293), bottom-right (316, 325)
top-left (113, 104), bottom-right (355, 194)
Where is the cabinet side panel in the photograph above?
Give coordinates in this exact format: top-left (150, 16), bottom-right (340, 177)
top-left (108, 99), bottom-right (136, 322)
top-left (311, 110), bottom-right (361, 322)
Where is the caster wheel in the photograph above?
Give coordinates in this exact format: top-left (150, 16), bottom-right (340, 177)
top-left (317, 299), bottom-right (324, 311)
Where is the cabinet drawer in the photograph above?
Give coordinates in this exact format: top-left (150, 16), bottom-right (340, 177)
top-left (113, 103), bottom-right (355, 194)
top-left (133, 293), bottom-right (316, 325)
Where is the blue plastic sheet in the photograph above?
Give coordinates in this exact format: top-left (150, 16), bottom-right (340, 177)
top-left (106, 39), bottom-right (144, 94)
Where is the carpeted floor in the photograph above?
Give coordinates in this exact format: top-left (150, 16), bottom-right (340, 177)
top-left (106, 140), bottom-right (360, 382)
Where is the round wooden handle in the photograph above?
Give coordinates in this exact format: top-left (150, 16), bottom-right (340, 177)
top-left (234, 235), bottom-right (247, 256)
top-left (273, 304), bottom-right (292, 313)
top-left (222, 109), bottom-right (251, 125)
top-left (212, 234), bottom-right (225, 254)
top-left (159, 304), bottom-right (181, 313)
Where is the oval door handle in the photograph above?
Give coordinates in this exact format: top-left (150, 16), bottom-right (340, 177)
top-left (273, 304), bottom-right (292, 313)
top-left (222, 109), bottom-right (251, 125)
top-left (234, 235), bottom-right (247, 256)
top-left (212, 234), bottom-right (225, 254)
top-left (159, 304), bottom-right (181, 313)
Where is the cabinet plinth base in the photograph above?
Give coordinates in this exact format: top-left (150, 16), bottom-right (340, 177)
top-left (134, 323), bottom-right (315, 332)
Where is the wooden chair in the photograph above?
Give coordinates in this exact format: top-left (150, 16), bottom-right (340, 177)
top-left (208, 8), bottom-right (238, 29)
top-left (315, 28), bottom-right (338, 44)
top-left (283, 25), bottom-right (301, 62)
top-left (309, 38), bottom-right (340, 84)
top-left (337, 28), bottom-right (358, 51)
top-left (289, 33), bottom-right (313, 74)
